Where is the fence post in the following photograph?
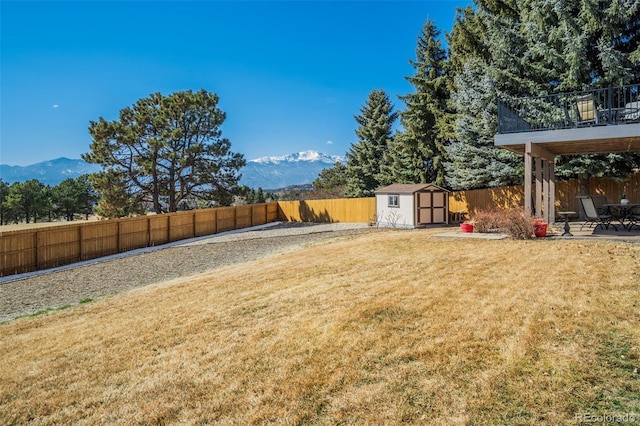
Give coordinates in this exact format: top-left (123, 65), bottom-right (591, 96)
top-left (35, 231), bottom-right (40, 270)
top-left (79, 225), bottom-right (84, 261)
top-left (117, 220), bottom-right (122, 253)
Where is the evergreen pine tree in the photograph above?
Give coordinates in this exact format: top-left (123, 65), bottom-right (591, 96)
top-left (444, 0), bottom-right (640, 189)
top-left (395, 19), bottom-right (449, 186)
top-left (314, 162), bottom-right (348, 191)
top-left (378, 136), bottom-right (417, 186)
top-left (517, 0), bottom-right (640, 178)
top-left (345, 89), bottom-right (398, 197)
top-left (445, 62), bottom-right (523, 190)
top-left (444, 3), bottom-right (523, 189)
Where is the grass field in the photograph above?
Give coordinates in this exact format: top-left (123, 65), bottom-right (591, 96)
top-left (1, 230), bottom-right (639, 425)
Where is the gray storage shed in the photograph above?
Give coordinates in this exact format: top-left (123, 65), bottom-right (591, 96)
top-left (375, 184), bottom-right (450, 228)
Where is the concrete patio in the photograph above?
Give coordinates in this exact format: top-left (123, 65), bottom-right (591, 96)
top-left (433, 221), bottom-right (640, 243)
top-left (549, 221), bottom-right (640, 242)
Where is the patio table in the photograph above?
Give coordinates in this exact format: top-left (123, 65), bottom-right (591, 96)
top-left (557, 211), bottom-right (576, 236)
top-left (603, 203), bottom-right (640, 229)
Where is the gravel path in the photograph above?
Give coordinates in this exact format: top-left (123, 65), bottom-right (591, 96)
top-left (0, 222), bottom-right (380, 323)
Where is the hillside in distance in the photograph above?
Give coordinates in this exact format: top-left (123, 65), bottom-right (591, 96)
top-left (0, 150), bottom-right (344, 189)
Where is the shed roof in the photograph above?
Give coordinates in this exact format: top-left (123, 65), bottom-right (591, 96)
top-left (375, 183), bottom-right (449, 194)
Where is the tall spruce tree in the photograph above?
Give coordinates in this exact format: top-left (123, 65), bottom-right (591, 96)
top-left (444, 3), bottom-right (524, 189)
top-left (445, 62), bottom-right (523, 189)
top-left (514, 0), bottom-right (640, 180)
top-left (444, 0), bottom-right (640, 189)
top-left (378, 136), bottom-right (417, 186)
top-left (549, 0), bottom-right (640, 180)
top-left (394, 19), bottom-right (449, 186)
top-left (345, 89), bottom-right (398, 197)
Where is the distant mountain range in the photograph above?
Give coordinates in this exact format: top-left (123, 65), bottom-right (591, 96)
top-left (0, 158), bottom-right (101, 186)
top-left (0, 150), bottom-right (344, 189)
top-left (241, 150), bottom-right (343, 189)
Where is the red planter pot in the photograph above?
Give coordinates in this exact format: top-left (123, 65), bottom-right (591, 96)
top-left (460, 223), bottom-right (474, 233)
top-left (534, 223), bottom-right (547, 237)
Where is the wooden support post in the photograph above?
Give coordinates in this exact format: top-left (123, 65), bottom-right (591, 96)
top-left (535, 157), bottom-right (542, 217)
top-left (543, 159), bottom-right (551, 223)
top-left (528, 143), bottom-right (555, 162)
top-left (524, 142), bottom-right (533, 215)
top-left (549, 160), bottom-right (556, 224)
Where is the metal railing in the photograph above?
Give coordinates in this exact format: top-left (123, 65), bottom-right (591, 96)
top-left (497, 84), bottom-right (640, 134)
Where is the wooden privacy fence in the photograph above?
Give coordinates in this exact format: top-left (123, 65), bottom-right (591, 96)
top-left (277, 174), bottom-right (639, 224)
top-left (449, 185), bottom-right (525, 215)
top-left (277, 198), bottom-right (376, 223)
top-left (2, 174), bottom-right (637, 277)
top-left (450, 173), bottom-right (640, 216)
top-left (556, 174), bottom-right (640, 212)
top-left (1, 203), bottom-right (279, 277)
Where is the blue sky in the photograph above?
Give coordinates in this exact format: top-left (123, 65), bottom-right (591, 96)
top-left (1, 0), bottom-right (470, 167)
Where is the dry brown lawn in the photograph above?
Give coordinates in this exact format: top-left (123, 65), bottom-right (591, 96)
top-left (1, 230), bottom-right (639, 425)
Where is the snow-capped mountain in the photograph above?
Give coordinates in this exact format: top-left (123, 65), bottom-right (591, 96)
top-left (240, 150), bottom-right (344, 189)
top-left (250, 150), bottom-right (343, 165)
top-left (0, 150), bottom-right (345, 190)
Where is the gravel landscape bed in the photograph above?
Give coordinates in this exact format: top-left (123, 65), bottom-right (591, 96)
top-left (0, 222), bottom-right (380, 323)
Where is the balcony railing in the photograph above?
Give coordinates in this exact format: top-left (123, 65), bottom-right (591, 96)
top-left (497, 84), bottom-right (640, 134)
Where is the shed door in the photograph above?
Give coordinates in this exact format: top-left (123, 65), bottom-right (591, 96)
top-left (417, 191), bottom-right (447, 224)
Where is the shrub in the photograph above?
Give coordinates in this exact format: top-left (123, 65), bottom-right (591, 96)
top-left (497, 208), bottom-right (537, 239)
top-left (470, 208), bottom-right (502, 233)
top-left (471, 208), bottom-right (537, 240)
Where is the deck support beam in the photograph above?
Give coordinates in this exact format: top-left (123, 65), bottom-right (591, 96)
top-left (525, 142), bottom-right (557, 224)
top-left (525, 143), bottom-right (533, 215)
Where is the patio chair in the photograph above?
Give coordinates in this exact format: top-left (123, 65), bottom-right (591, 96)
top-left (576, 94), bottom-right (605, 125)
top-left (578, 196), bottom-right (617, 231)
top-left (627, 205), bottom-right (640, 231)
top-left (621, 101), bottom-right (640, 121)
top-left (590, 194), bottom-right (608, 215)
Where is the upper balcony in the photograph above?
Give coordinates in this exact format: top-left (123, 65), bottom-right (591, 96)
top-left (495, 84), bottom-right (640, 156)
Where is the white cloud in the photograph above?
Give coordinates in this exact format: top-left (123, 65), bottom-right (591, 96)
top-left (52, 104), bottom-right (59, 109)
top-left (326, 140), bottom-right (333, 145)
